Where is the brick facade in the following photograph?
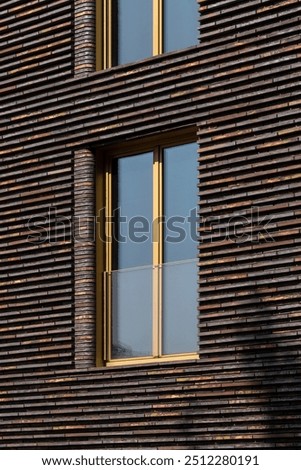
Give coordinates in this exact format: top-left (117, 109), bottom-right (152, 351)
top-left (0, 0), bottom-right (301, 448)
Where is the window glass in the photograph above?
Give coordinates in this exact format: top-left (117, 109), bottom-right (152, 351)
top-left (163, 0), bottom-right (199, 53)
top-left (111, 152), bottom-right (153, 359)
top-left (162, 141), bottom-right (198, 355)
top-left (112, 0), bottom-right (153, 65)
top-left (111, 266), bottom-right (153, 358)
top-left (112, 152), bottom-right (153, 270)
top-left (162, 260), bottom-right (198, 355)
top-left (163, 142), bottom-right (198, 263)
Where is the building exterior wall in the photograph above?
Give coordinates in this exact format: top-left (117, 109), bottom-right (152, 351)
top-left (0, 0), bottom-right (75, 373)
top-left (0, 0), bottom-right (301, 448)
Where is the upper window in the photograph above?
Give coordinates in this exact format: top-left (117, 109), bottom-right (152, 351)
top-left (96, 131), bottom-right (199, 366)
top-left (96, 0), bottom-right (199, 69)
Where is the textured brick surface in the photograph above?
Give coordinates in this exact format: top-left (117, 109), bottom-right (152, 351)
top-left (74, 148), bottom-right (96, 368)
top-left (0, 0), bottom-right (301, 449)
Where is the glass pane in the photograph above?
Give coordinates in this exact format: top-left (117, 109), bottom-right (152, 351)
top-left (112, 0), bottom-right (153, 65)
top-left (163, 0), bottom-right (199, 53)
top-left (111, 266), bottom-right (153, 359)
top-left (112, 152), bottom-right (153, 270)
top-left (162, 260), bottom-right (198, 355)
top-left (163, 142), bottom-right (198, 263)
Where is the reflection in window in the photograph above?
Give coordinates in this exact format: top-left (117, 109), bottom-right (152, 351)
top-left (163, 0), bottom-right (199, 53)
top-left (163, 142), bottom-right (198, 263)
top-left (112, 152), bottom-right (153, 269)
top-left (111, 266), bottom-right (153, 358)
top-left (112, 0), bottom-right (152, 66)
top-left (162, 260), bottom-right (198, 355)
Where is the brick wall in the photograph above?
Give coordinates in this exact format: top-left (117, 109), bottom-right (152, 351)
top-left (0, 0), bottom-right (301, 449)
top-left (0, 0), bottom-right (74, 372)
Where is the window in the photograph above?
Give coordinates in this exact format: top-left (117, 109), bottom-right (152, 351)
top-left (96, 131), bottom-right (199, 366)
top-left (96, 0), bottom-right (199, 69)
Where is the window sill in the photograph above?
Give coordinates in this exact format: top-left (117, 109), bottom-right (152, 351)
top-left (105, 353), bottom-right (199, 368)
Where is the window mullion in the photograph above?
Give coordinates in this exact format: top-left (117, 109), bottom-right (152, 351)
top-left (105, 160), bottom-right (113, 362)
top-left (96, 154), bottom-right (106, 366)
top-left (96, 0), bottom-right (102, 70)
top-left (96, 0), bottom-right (112, 70)
top-left (153, 147), bottom-right (162, 357)
top-left (153, 147), bottom-right (162, 267)
top-left (106, 0), bottom-right (113, 68)
top-left (153, 0), bottom-right (163, 55)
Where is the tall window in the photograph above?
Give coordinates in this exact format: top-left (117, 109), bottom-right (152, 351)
top-left (96, 132), bottom-right (198, 365)
top-left (96, 0), bottom-right (199, 69)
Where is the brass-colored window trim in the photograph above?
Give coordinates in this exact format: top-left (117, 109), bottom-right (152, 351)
top-left (106, 353), bottom-right (198, 368)
top-left (96, 0), bottom-right (112, 70)
top-left (95, 0), bottom-right (102, 71)
top-left (153, 0), bottom-right (163, 56)
top-left (96, 127), bottom-right (198, 367)
top-left (96, 0), bottom-right (164, 71)
top-left (152, 146), bottom-right (162, 358)
top-left (95, 156), bottom-right (106, 366)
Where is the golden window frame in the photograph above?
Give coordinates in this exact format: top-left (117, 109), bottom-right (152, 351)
top-left (96, 0), bottom-right (164, 70)
top-left (95, 128), bottom-right (199, 367)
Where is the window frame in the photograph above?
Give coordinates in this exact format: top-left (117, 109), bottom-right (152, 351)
top-left (96, 0), bottom-right (196, 70)
top-left (96, 128), bottom-right (199, 367)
